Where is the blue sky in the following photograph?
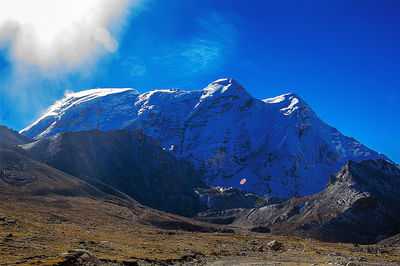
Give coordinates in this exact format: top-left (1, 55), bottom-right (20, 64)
top-left (0, 0), bottom-right (399, 163)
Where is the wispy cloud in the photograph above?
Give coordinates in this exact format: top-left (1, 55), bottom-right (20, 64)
top-left (123, 12), bottom-right (238, 83)
top-left (181, 39), bottom-right (222, 73)
top-left (122, 57), bottom-right (147, 77)
top-left (0, 0), bottom-right (146, 71)
top-left (180, 13), bottom-right (238, 74)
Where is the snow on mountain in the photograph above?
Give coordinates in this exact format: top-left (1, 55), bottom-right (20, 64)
top-left (20, 78), bottom-right (392, 197)
top-left (20, 88), bottom-right (139, 139)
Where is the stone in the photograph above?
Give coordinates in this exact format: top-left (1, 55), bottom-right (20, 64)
top-left (267, 240), bottom-right (283, 251)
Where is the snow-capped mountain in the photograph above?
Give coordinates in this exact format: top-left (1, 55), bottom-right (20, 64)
top-left (20, 78), bottom-right (391, 197)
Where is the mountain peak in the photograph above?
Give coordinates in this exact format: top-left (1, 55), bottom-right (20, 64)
top-left (207, 78), bottom-right (241, 87)
top-left (201, 78), bottom-right (249, 99)
top-left (262, 92), bottom-right (309, 116)
top-left (262, 92), bottom-right (300, 104)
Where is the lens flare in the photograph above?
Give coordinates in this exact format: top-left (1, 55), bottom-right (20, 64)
top-left (240, 178), bottom-right (246, 185)
top-left (0, 0), bottom-right (138, 68)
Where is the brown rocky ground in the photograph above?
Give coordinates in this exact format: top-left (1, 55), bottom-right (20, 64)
top-left (0, 197), bottom-right (399, 265)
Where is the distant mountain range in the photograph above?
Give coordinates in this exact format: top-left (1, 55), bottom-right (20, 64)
top-left (20, 78), bottom-right (392, 197)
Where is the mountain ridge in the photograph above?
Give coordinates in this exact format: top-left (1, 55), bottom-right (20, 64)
top-left (0, 125), bottom-right (31, 145)
top-left (20, 78), bottom-right (392, 197)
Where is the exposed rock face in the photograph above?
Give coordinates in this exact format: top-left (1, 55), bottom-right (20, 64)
top-left (20, 79), bottom-right (391, 197)
top-left (21, 129), bottom-right (204, 217)
top-left (197, 159), bottom-right (400, 244)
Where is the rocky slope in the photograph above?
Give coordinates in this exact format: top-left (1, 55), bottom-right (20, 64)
top-left (379, 233), bottom-right (400, 247)
top-left (21, 129), bottom-right (204, 216)
top-left (196, 159), bottom-right (400, 244)
top-left (20, 79), bottom-right (391, 197)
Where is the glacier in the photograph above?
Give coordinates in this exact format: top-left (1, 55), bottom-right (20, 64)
top-left (20, 78), bottom-right (391, 197)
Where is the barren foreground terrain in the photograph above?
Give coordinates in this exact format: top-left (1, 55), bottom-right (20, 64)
top-left (0, 197), bottom-right (399, 265)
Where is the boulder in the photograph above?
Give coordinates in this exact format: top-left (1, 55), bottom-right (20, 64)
top-left (267, 240), bottom-right (283, 251)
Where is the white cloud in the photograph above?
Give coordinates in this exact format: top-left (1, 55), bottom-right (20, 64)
top-left (0, 0), bottom-right (145, 70)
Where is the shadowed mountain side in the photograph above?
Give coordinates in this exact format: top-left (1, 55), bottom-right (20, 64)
top-left (22, 129), bottom-right (205, 217)
top-left (0, 145), bottom-right (229, 234)
top-left (0, 125), bottom-right (131, 200)
top-left (196, 159), bottom-right (400, 244)
top-left (0, 147), bottom-right (104, 198)
top-left (0, 125), bottom-right (31, 145)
